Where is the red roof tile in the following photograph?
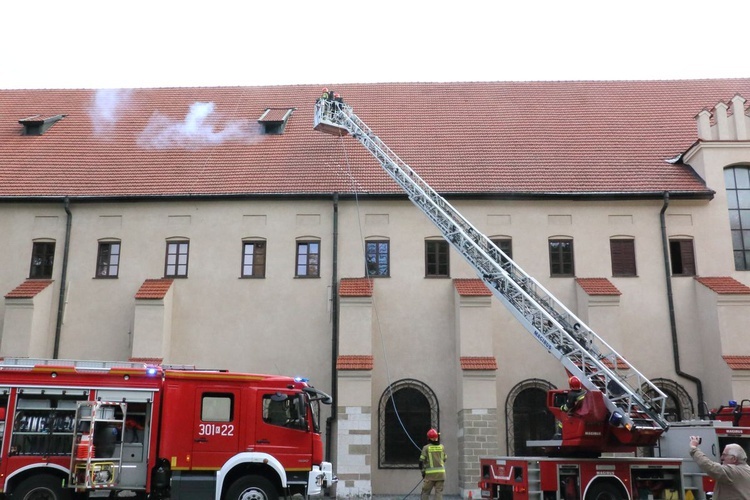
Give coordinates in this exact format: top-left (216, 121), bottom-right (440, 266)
top-left (337, 355), bottom-right (373, 370)
top-left (339, 278), bottom-right (374, 297)
top-left (0, 80), bottom-right (748, 199)
top-left (135, 279), bottom-right (174, 299)
top-left (695, 276), bottom-right (750, 294)
top-left (5, 279), bottom-right (53, 298)
top-left (575, 278), bottom-right (622, 296)
top-left (723, 356), bottom-right (750, 370)
top-left (460, 356), bottom-right (498, 370)
top-left (454, 278), bottom-right (492, 296)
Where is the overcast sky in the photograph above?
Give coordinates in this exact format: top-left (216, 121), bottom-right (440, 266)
top-left (1, 0), bottom-right (747, 90)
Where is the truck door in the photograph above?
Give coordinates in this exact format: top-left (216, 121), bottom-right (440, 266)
top-left (191, 388), bottom-right (240, 468)
top-left (255, 391), bottom-right (313, 470)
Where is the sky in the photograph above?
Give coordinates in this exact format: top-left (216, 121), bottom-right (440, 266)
top-left (1, 0), bottom-right (747, 90)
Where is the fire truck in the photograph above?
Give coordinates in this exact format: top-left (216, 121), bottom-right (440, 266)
top-left (0, 358), bottom-right (335, 500)
top-left (313, 97), bottom-right (750, 500)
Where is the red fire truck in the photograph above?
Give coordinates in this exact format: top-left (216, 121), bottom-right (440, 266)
top-left (313, 97), bottom-right (750, 500)
top-left (0, 358), bottom-right (335, 500)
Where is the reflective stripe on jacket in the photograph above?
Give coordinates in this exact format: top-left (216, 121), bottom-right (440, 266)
top-left (420, 443), bottom-right (446, 480)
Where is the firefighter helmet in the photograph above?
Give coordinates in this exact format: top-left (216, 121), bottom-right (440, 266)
top-left (427, 428), bottom-right (439, 441)
top-left (568, 376), bottom-right (582, 390)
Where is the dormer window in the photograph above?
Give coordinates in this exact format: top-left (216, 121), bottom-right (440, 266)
top-left (258, 108), bottom-right (293, 135)
top-left (18, 114), bottom-right (66, 136)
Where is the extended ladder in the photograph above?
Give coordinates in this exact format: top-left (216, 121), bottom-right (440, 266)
top-left (314, 99), bottom-right (669, 434)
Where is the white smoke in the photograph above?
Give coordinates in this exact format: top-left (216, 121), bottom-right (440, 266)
top-left (138, 102), bottom-right (262, 149)
top-left (89, 89), bottom-right (133, 135)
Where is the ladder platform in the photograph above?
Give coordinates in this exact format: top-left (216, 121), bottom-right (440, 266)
top-left (313, 101), bottom-right (349, 136)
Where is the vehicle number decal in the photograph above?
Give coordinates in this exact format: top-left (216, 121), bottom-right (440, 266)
top-left (198, 423), bottom-right (234, 436)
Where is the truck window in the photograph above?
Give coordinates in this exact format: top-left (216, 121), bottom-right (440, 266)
top-left (262, 393), bottom-right (307, 430)
top-left (201, 393), bottom-right (233, 422)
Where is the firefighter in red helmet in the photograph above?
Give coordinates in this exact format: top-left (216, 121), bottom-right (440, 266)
top-left (419, 428), bottom-right (446, 500)
top-left (562, 376), bottom-right (587, 415)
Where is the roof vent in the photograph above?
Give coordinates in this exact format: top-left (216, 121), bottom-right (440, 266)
top-left (258, 108), bottom-right (294, 135)
top-left (18, 114), bottom-right (67, 136)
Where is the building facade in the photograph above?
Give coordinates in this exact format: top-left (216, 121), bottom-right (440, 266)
top-left (1, 81), bottom-right (750, 496)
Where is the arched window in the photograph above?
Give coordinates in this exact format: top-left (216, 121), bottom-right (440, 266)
top-left (378, 379), bottom-right (438, 468)
top-left (725, 166), bottom-right (750, 271)
top-left (643, 378), bottom-right (694, 422)
top-left (505, 379), bottom-right (556, 456)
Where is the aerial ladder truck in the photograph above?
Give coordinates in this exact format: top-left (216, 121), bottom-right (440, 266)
top-left (314, 96), bottom-right (668, 452)
top-left (313, 96), bottom-right (748, 499)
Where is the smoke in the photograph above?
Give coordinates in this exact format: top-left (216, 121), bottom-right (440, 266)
top-left (89, 89), bottom-right (134, 135)
top-left (138, 102), bottom-right (263, 149)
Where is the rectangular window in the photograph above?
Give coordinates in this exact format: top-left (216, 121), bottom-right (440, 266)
top-left (29, 241), bottom-right (55, 279)
top-left (96, 242), bottom-right (121, 278)
top-left (491, 238), bottom-right (513, 268)
top-left (242, 241), bottom-right (266, 278)
top-left (610, 239), bottom-right (636, 277)
top-left (425, 240), bottom-right (449, 277)
top-left (669, 239), bottom-right (696, 276)
top-left (165, 241), bottom-right (189, 278)
top-left (201, 393), bottom-right (233, 422)
top-left (366, 241), bottom-right (390, 277)
top-left (549, 239), bottom-right (574, 277)
top-left (296, 241), bottom-right (320, 277)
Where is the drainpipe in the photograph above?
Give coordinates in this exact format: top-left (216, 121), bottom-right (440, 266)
top-left (325, 193), bottom-right (339, 462)
top-left (660, 192), bottom-right (705, 417)
top-left (53, 197), bottom-right (72, 359)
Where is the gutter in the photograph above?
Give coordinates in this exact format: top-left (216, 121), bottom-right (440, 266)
top-left (53, 197), bottom-right (72, 359)
top-left (659, 192), bottom-right (704, 417)
top-left (325, 193), bottom-right (339, 462)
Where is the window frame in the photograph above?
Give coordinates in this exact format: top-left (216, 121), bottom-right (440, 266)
top-left (29, 241), bottom-right (56, 279)
top-left (725, 166), bottom-right (750, 271)
top-left (241, 240), bottom-right (267, 278)
top-left (378, 379), bottom-right (439, 469)
top-left (425, 239), bottom-right (449, 278)
top-left (668, 238), bottom-right (696, 276)
top-left (95, 240), bottom-right (121, 278)
top-left (165, 240), bottom-right (190, 278)
top-left (366, 240), bottom-right (390, 278)
top-left (296, 240), bottom-right (321, 278)
top-left (548, 238), bottom-right (574, 277)
top-left (610, 238), bottom-right (637, 277)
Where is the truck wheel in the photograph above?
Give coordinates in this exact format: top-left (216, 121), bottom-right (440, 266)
top-left (227, 475), bottom-right (279, 500)
top-left (12, 474), bottom-right (72, 500)
top-left (585, 481), bottom-right (626, 500)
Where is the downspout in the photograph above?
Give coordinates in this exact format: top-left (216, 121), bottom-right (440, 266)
top-left (660, 192), bottom-right (705, 417)
top-left (325, 193), bottom-right (339, 462)
top-left (53, 196), bottom-right (72, 359)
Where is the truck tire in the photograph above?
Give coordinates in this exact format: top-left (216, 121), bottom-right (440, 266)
top-left (12, 474), bottom-right (72, 500)
top-left (585, 481), bottom-right (626, 500)
top-left (226, 475), bottom-right (279, 500)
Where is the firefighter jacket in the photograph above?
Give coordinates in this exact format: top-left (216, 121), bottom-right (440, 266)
top-left (419, 442), bottom-right (447, 481)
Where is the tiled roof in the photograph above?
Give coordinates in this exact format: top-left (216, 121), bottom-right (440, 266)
top-left (575, 278), bottom-right (622, 296)
top-left (695, 276), bottom-right (750, 294)
top-left (337, 355), bottom-right (373, 370)
top-left (5, 279), bottom-right (53, 299)
top-left (339, 278), bottom-right (374, 297)
top-left (454, 278), bottom-right (492, 296)
top-left (460, 356), bottom-right (498, 370)
top-left (135, 279), bottom-right (174, 299)
top-left (1, 80), bottom-right (748, 199)
top-left (601, 357), bottom-right (630, 370)
top-left (723, 356), bottom-right (750, 370)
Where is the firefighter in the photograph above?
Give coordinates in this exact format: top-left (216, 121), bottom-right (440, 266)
top-left (561, 376), bottom-right (587, 415)
top-left (419, 428), bottom-right (446, 500)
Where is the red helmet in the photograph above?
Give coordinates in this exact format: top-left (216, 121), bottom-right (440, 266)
top-left (427, 428), bottom-right (439, 440)
top-left (322, 87), bottom-right (329, 92)
top-left (569, 376), bottom-right (582, 390)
